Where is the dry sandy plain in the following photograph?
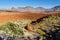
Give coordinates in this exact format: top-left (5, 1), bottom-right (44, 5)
top-left (0, 11), bottom-right (60, 23)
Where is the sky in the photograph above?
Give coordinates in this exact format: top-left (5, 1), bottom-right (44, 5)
top-left (0, 0), bottom-right (60, 9)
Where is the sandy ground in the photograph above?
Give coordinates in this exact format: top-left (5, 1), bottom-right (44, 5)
top-left (0, 11), bottom-right (60, 23)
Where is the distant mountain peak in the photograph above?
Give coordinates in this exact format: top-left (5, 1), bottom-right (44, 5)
top-left (10, 6), bottom-right (60, 12)
top-left (25, 6), bottom-right (33, 8)
top-left (53, 6), bottom-right (60, 8)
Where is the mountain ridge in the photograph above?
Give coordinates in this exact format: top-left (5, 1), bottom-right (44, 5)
top-left (0, 6), bottom-right (60, 12)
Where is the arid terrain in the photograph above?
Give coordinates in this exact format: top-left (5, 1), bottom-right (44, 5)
top-left (0, 10), bottom-right (60, 23)
top-left (0, 8), bottom-right (60, 40)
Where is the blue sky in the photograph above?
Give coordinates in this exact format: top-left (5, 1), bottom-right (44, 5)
top-left (0, 0), bottom-right (60, 9)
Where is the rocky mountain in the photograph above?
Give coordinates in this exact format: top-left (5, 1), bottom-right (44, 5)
top-left (1, 6), bottom-right (60, 12)
top-left (10, 6), bottom-right (46, 12)
top-left (52, 6), bottom-right (60, 11)
top-left (45, 6), bottom-right (60, 12)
